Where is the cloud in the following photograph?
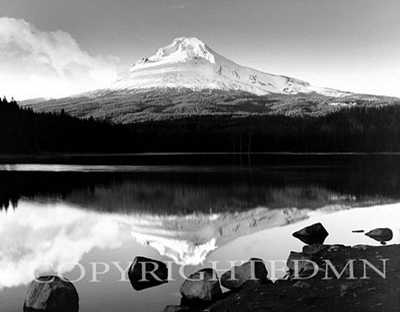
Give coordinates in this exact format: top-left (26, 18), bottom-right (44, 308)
top-left (0, 17), bottom-right (118, 100)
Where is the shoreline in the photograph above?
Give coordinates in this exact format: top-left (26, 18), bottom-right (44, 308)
top-left (205, 243), bottom-right (400, 311)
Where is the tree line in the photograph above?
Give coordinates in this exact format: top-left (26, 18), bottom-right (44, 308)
top-left (0, 96), bottom-right (133, 153)
top-left (131, 105), bottom-right (400, 152)
top-left (1, 97), bottom-right (400, 153)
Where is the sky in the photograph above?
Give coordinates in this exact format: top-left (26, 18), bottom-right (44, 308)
top-left (0, 0), bottom-right (399, 99)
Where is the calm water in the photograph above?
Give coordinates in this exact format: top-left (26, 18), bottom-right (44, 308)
top-left (1, 154), bottom-right (400, 312)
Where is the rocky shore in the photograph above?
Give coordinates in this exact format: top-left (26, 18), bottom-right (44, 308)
top-left (162, 224), bottom-right (399, 311)
top-left (23, 223), bottom-right (400, 311)
top-left (206, 244), bottom-right (400, 311)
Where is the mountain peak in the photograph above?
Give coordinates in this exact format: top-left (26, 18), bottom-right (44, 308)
top-left (131, 37), bottom-right (216, 70)
top-left (157, 37), bottom-right (214, 61)
top-left (119, 37), bottom-right (349, 97)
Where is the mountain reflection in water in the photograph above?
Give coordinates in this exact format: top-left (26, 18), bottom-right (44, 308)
top-left (1, 200), bottom-right (400, 292)
top-left (1, 156), bottom-right (400, 312)
top-left (0, 199), bottom-right (313, 289)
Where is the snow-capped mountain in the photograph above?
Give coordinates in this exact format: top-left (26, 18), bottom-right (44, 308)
top-left (113, 37), bottom-right (347, 97)
top-left (25, 37), bottom-right (397, 123)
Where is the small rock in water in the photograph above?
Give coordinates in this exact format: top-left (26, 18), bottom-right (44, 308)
top-left (352, 229), bottom-right (365, 233)
top-left (292, 222), bottom-right (329, 245)
top-left (180, 268), bottom-right (222, 303)
top-left (128, 256), bottom-right (168, 291)
top-left (365, 228), bottom-right (393, 243)
top-left (24, 276), bottom-right (79, 312)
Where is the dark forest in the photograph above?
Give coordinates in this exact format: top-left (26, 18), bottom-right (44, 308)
top-left (1, 97), bottom-right (400, 153)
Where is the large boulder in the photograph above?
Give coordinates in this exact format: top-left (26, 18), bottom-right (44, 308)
top-left (180, 268), bottom-right (222, 303)
top-left (221, 258), bottom-right (268, 290)
top-left (365, 228), bottom-right (393, 244)
top-left (23, 276), bottom-right (79, 312)
top-left (292, 222), bottom-right (329, 245)
top-left (128, 256), bottom-right (168, 291)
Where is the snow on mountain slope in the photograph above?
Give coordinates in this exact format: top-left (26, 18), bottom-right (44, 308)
top-left (113, 37), bottom-right (348, 97)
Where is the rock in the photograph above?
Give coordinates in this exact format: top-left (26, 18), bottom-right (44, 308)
top-left (163, 305), bottom-right (192, 312)
top-left (180, 269), bottom-right (222, 303)
top-left (293, 281), bottom-right (312, 289)
top-left (352, 244), bottom-right (372, 251)
top-left (365, 228), bottom-right (393, 243)
top-left (23, 276), bottom-right (79, 312)
top-left (128, 256), bottom-right (168, 291)
top-left (302, 244), bottom-right (329, 255)
top-left (327, 244), bottom-right (346, 251)
top-left (221, 258), bottom-right (268, 290)
top-left (274, 275), bottom-right (291, 285)
top-left (286, 252), bottom-right (319, 279)
top-left (340, 281), bottom-right (363, 297)
top-left (292, 222), bottom-right (329, 245)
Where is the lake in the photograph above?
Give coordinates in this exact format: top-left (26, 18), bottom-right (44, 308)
top-left (1, 154), bottom-right (400, 311)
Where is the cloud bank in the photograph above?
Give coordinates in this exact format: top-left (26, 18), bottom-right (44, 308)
top-left (0, 17), bottom-right (118, 100)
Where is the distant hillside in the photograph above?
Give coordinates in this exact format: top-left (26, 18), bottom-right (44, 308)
top-left (20, 88), bottom-right (399, 124)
